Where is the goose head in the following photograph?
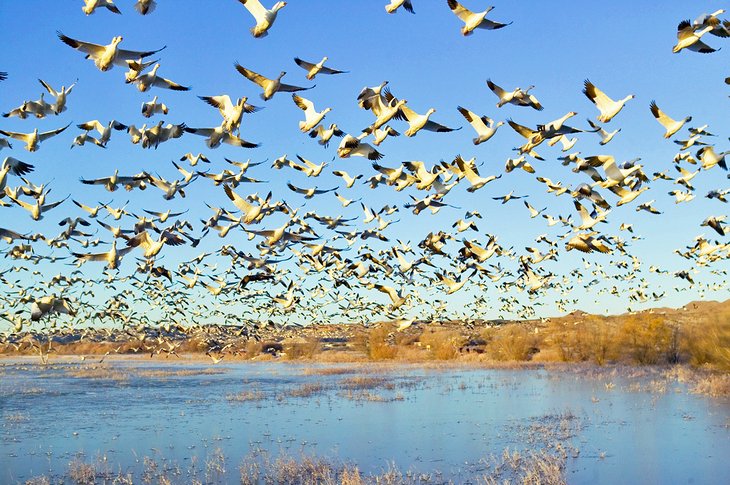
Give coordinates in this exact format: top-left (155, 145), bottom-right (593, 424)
top-left (274, 1), bottom-right (287, 12)
top-left (277, 71), bottom-right (287, 80)
top-left (112, 36), bottom-right (124, 46)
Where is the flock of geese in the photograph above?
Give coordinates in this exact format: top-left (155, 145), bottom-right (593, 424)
top-left (0, 2), bottom-right (728, 355)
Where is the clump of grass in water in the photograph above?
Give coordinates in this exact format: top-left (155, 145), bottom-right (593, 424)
top-left (226, 389), bottom-right (266, 402)
top-left (287, 382), bottom-right (328, 398)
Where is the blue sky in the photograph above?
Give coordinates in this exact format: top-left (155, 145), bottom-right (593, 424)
top-left (0, 1), bottom-right (728, 326)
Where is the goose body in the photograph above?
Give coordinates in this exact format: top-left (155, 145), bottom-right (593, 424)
top-left (239, 0), bottom-right (287, 38)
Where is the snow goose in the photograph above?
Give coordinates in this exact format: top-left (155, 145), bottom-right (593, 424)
top-left (447, 0), bottom-right (511, 36)
top-left (399, 105), bottom-right (459, 137)
top-left (0, 157), bottom-right (34, 195)
top-left (180, 152), bottom-right (210, 166)
top-left (486, 79), bottom-right (542, 110)
top-left (586, 119), bottom-right (620, 145)
top-left (70, 132), bottom-right (104, 149)
top-left (573, 200), bottom-right (609, 230)
top-left (583, 80), bottom-right (634, 122)
top-left (362, 125), bottom-right (400, 146)
top-left (39, 78), bottom-right (77, 114)
top-left (547, 134), bottom-right (577, 151)
top-left (358, 81), bottom-right (389, 110)
top-left (453, 155), bottom-right (500, 192)
top-left (524, 201), bottom-right (545, 218)
top-left (0, 124), bottom-right (70, 152)
top-left (693, 10), bottom-right (729, 35)
top-left (308, 123), bottom-right (344, 147)
top-left (124, 58), bottom-right (157, 82)
top-left (335, 192), bottom-right (360, 207)
top-left (456, 105), bottom-right (502, 144)
top-left (2, 95), bottom-right (53, 119)
top-left (57, 32), bottom-right (165, 71)
top-left (184, 125), bottom-right (259, 149)
top-left (505, 156), bottom-right (534, 173)
top-left (492, 191), bottom-right (524, 204)
top-left (82, 0), bottom-right (121, 15)
top-left (294, 57), bottom-right (347, 80)
top-left (337, 133), bottom-right (383, 160)
top-left (234, 63), bottom-right (312, 100)
top-left (223, 185), bottom-right (271, 224)
top-left (291, 155), bottom-right (327, 177)
top-left (385, 0), bottom-right (414, 14)
top-left (8, 192), bottom-right (67, 221)
top-left (199, 95), bottom-right (260, 133)
top-left (126, 230), bottom-right (185, 258)
top-left (332, 170), bottom-right (362, 188)
top-left (135, 0), bottom-right (156, 15)
top-left (609, 185), bottom-right (648, 206)
top-left (76, 120), bottom-right (126, 146)
top-left (649, 101), bottom-right (691, 138)
top-left (287, 182), bottom-right (336, 199)
top-left (668, 189), bottom-right (695, 204)
top-left (127, 64), bottom-right (190, 92)
top-left (673, 20), bottom-right (717, 53)
top-left (373, 283), bottom-right (408, 310)
top-left (701, 215), bottom-right (726, 236)
top-left (141, 96), bottom-right (168, 117)
top-left (239, 0), bottom-right (286, 38)
top-left (31, 295), bottom-right (75, 322)
top-left (292, 94), bottom-right (331, 132)
top-left (696, 146), bottom-right (728, 170)
top-left (72, 240), bottom-right (133, 270)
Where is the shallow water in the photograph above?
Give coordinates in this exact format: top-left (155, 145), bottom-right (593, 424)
top-left (1, 359), bottom-right (728, 483)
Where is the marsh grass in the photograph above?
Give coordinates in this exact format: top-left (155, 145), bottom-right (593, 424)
top-left (226, 389), bottom-right (266, 402)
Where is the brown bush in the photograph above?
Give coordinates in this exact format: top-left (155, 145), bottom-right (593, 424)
top-left (283, 339), bottom-right (321, 360)
top-left (367, 325), bottom-right (397, 360)
top-left (618, 314), bottom-right (673, 365)
top-left (419, 329), bottom-right (466, 360)
top-left (484, 324), bottom-right (537, 361)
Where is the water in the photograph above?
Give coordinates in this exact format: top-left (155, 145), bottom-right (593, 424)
top-left (1, 358), bottom-right (728, 483)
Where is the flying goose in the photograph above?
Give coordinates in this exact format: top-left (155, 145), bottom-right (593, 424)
top-left (2, 95), bottom-right (53, 119)
top-left (385, 0), bottom-right (414, 14)
top-left (31, 295), bottom-right (76, 321)
top-left (447, 0), bottom-right (511, 36)
top-left (127, 63), bottom-right (190, 92)
top-left (80, 170), bottom-right (150, 192)
top-left (142, 96), bottom-right (169, 117)
top-left (72, 240), bottom-right (133, 269)
top-left (452, 155), bottom-right (500, 192)
top-left (8, 193), bottom-right (67, 221)
top-left (586, 119), bottom-right (620, 145)
top-left (701, 215), bottom-right (726, 236)
top-left (286, 182), bottom-right (336, 199)
top-left (126, 230), bottom-right (185, 258)
top-left (649, 101), bottom-right (691, 138)
top-left (292, 94), bottom-right (331, 132)
top-left (238, 0), bottom-right (286, 38)
top-left (57, 32), bottom-right (165, 71)
top-left (199, 95), bottom-right (261, 133)
top-left (223, 185), bottom-right (271, 224)
top-left (486, 79), bottom-right (542, 110)
top-left (294, 57), bottom-right (347, 80)
top-left (0, 124), bottom-right (70, 152)
top-left (82, 0), bottom-right (121, 15)
top-left (362, 125), bottom-right (400, 146)
top-left (456, 106), bottom-right (502, 144)
top-left (76, 120), bottom-right (126, 147)
top-left (135, 0), bottom-right (156, 15)
top-left (337, 133), bottom-right (383, 160)
top-left (291, 155), bottom-right (327, 177)
top-left (583, 80), bottom-right (634, 122)
top-left (308, 123), bottom-right (344, 147)
top-left (399, 105), bottom-right (459, 136)
top-left (547, 134), bottom-right (577, 151)
top-left (673, 20), bottom-right (717, 53)
top-left (38, 79), bottom-right (76, 114)
top-left (357, 80), bottom-right (389, 110)
top-left (0, 157), bottom-right (34, 195)
top-left (373, 283), bottom-right (408, 310)
top-left (180, 152), bottom-right (210, 166)
top-left (184, 125), bottom-right (259, 149)
top-left (234, 63), bottom-right (313, 100)
top-left (71, 131), bottom-right (104, 149)
top-left (696, 146), bottom-right (728, 170)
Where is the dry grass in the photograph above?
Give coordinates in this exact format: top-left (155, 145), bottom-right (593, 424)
top-left (287, 381), bottom-right (328, 398)
top-left (68, 458), bottom-right (96, 485)
top-left (24, 477), bottom-right (50, 485)
top-left (226, 389), bottom-right (266, 402)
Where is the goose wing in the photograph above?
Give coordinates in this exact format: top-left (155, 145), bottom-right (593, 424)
top-left (234, 63), bottom-right (270, 88)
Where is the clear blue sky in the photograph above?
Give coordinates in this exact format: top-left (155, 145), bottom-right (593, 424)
top-left (0, 1), bottom-right (728, 327)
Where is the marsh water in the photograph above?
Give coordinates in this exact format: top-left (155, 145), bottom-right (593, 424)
top-left (1, 358), bottom-right (728, 483)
